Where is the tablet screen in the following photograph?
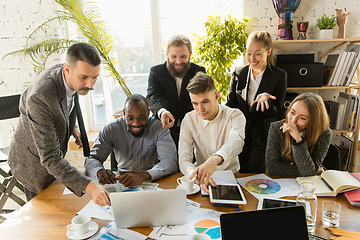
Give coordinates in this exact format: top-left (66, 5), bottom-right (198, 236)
top-left (262, 198), bottom-right (296, 209)
top-left (211, 185), bottom-right (243, 201)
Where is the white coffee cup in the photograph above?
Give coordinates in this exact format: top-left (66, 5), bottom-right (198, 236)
top-left (191, 233), bottom-right (211, 240)
top-left (177, 176), bottom-right (195, 192)
top-left (67, 214), bottom-right (91, 235)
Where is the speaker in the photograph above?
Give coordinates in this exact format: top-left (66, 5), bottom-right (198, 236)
top-left (277, 62), bottom-right (323, 87)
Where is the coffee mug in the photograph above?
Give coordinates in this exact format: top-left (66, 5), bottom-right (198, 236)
top-left (67, 214), bottom-right (91, 235)
top-left (191, 233), bottom-right (211, 240)
top-left (177, 176), bottom-right (195, 192)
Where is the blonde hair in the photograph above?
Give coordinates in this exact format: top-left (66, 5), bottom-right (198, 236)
top-left (167, 35), bottom-right (192, 53)
top-left (247, 31), bottom-right (274, 66)
top-left (281, 92), bottom-right (330, 161)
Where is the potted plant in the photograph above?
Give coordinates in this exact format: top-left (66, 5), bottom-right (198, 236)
top-left (316, 14), bottom-right (336, 39)
top-left (191, 14), bottom-right (248, 102)
top-left (3, 0), bottom-right (131, 99)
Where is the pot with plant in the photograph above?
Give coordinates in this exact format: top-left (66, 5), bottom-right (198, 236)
top-left (191, 14), bottom-right (248, 102)
top-left (316, 14), bottom-right (336, 39)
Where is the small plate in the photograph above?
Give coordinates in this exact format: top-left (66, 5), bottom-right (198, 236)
top-left (177, 184), bottom-right (200, 195)
top-left (66, 221), bottom-right (98, 239)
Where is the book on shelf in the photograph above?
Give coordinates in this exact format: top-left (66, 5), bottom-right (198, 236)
top-left (328, 52), bottom-right (346, 86)
top-left (344, 173), bottom-right (360, 207)
top-left (324, 101), bottom-right (339, 129)
top-left (323, 54), bottom-right (339, 85)
top-left (341, 135), bottom-right (354, 171)
top-left (338, 52), bottom-right (355, 86)
top-left (327, 44), bottom-right (360, 86)
top-left (334, 52), bottom-right (353, 86)
top-left (338, 92), bottom-right (359, 130)
top-left (344, 44), bottom-right (360, 86)
top-left (296, 170), bottom-right (360, 197)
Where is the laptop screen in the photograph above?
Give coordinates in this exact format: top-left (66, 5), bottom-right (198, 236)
top-left (220, 206), bottom-right (310, 240)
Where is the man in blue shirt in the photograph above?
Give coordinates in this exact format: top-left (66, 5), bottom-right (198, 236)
top-left (85, 94), bottom-right (178, 188)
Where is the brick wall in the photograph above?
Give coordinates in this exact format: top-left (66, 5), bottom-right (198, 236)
top-left (244, 0), bottom-right (360, 40)
top-left (0, 0), bottom-right (60, 148)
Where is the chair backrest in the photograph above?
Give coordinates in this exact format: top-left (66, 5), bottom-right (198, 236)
top-left (322, 144), bottom-right (341, 170)
top-left (0, 94), bottom-right (21, 120)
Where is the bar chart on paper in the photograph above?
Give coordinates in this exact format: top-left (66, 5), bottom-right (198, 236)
top-left (194, 219), bottom-right (221, 239)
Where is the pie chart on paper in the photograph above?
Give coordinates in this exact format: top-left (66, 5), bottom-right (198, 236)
top-left (245, 179), bottom-right (281, 194)
top-left (194, 219), bottom-right (221, 239)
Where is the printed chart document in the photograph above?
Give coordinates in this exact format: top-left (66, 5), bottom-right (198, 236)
top-left (237, 174), bottom-right (301, 200)
top-left (296, 170), bottom-right (360, 197)
top-left (89, 222), bottom-right (147, 240)
top-left (148, 203), bottom-right (222, 240)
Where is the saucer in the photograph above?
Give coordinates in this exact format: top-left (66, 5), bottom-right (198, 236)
top-left (177, 184), bottom-right (200, 195)
top-left (66, 221), bottom-right (98, 239)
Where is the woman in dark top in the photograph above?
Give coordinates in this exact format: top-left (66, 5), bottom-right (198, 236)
top-left (226, 31), bottom-right (287, 173)
top-left (265, 92), bottom-right (331, 176)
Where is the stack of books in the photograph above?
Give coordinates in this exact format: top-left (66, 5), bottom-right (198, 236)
top-left (324, 92), bottom-right (360, 131)
top-left (326, 44), bottom-right (360, 86)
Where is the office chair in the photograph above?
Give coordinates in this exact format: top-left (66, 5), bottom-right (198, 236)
top-left (321, 144), bottom-right (341, 171)
top-left (0, 94), bottom-right (26, 213)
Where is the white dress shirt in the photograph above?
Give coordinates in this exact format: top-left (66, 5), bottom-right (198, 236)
top-left (179, 104), bottom-right (246, 177)
top-left (247, 66), bottom-right (265, 108)
top-left (157, 77), bottom-right (183, 127)
top-left (62, 70), bottom-right (75, 114)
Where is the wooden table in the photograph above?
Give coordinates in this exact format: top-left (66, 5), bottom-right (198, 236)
top-left (1, 173), bottom-right (360, 239)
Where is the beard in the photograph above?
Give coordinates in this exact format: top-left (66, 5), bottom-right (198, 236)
top-left (166, 59), bottom-right (190, 78)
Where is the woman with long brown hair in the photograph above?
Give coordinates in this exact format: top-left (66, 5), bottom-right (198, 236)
top-left (265, 92), bottom-right (331, 176)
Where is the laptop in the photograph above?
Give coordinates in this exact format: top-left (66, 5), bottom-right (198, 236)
top-left (110, 189), bottom-right (187, 228)
top-left (220, 206), bottom-right (310, 240)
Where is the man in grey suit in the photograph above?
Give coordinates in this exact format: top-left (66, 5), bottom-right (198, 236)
top-left (8, 43), bottom-right (111, 206)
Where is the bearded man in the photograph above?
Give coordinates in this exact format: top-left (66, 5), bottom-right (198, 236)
top-left (146, 35), bottom-right (206, 147)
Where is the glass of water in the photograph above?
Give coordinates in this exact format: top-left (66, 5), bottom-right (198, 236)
top-left (322, 201), bottom-right (341, 227)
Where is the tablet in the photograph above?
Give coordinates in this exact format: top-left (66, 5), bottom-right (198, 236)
top-left (209, 184), bottom-right (247, 205)
top-left (257, 197), bottom-right (296, 210)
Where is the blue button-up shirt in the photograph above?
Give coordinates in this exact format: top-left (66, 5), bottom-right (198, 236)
top-left (85, 116), bottom-right (178, 181)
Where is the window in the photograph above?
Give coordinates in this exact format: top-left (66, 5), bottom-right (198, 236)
top-left (87, 0), bottom-right (243, 130)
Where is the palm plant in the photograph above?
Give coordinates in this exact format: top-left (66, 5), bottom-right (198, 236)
top-left (3, 0), bottom-right (131, 97)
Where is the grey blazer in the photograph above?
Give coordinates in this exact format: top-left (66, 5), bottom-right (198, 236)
top-left (265, 120), bottom-right (332, 177)
top-left (8, 64), bottom-right (90, 196)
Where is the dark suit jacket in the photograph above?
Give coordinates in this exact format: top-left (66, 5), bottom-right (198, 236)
top-left (8, 64), bottom-right (91, 196)
top-left (226, 64), bottom-right (287, 150)
top-left (146, 62), bottom-right (206, 125)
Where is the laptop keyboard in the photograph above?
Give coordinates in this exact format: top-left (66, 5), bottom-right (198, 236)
top-left (309, 234), bottom-right (326, 240)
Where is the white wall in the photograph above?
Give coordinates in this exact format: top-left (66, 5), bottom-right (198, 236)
top-left (0, 0), bottom-right (60, 147)
top-left (244, 0), bottom-right (360, 40)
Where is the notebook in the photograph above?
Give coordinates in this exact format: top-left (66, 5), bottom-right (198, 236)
top-left (110, 189), bottom-right (187, 228)
top-left (220, 206), bottom-right (310, 240)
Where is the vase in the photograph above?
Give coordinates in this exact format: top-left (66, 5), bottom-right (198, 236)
top-left (297, 182), bottom-right (317, 233)
top-left (319, 29), bottom-right (333, 39)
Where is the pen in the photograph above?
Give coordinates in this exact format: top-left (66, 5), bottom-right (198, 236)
top-left (321, 178), bottom-right (333, 191)
top-left (235, 207), bottom-right (243, 212)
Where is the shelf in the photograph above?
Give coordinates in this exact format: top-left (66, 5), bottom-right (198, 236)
top-left (287, 85), bottom-right (360, 90)
top-left (273, 37), bottom-right (360, 58)
top-left (331, 129), bottom-right (355, 134)
top-left (273, 37), bottom-right (360, 45)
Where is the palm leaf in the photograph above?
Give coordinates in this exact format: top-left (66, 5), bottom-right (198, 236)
top-left (55, 0), bottom-right (131, 96)
top-left (3, 0), bottom-right (131, 97)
